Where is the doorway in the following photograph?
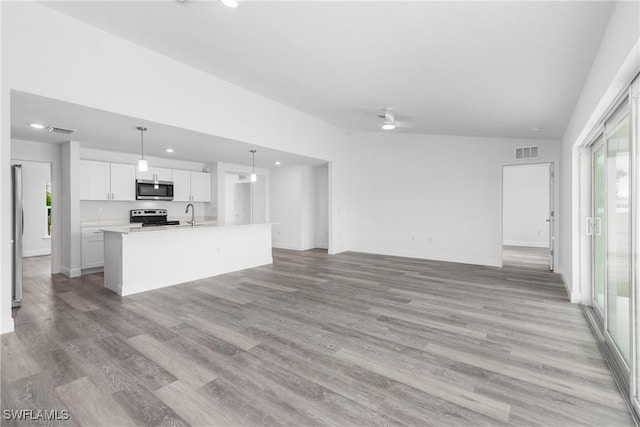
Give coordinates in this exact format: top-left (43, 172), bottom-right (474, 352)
top-left (502, 163), bottom-right (554, 270)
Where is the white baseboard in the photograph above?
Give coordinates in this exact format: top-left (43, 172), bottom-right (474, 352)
top-left (1, 318), bottom-right (15, 335)
top-left (60, 265), bottom-right (82, 278)
top-left (272, 242), bottom-right (319, 251)
top-left (272, 242), bottom-right (303, 250)
top-left (503, 240), bottom-right (549, 248)
top-left (23, 249), bottom-right (52, 258)
top-left (559, 271), bottom-right (580, 303)
top-left (349, 245), bottom-right (501, 268)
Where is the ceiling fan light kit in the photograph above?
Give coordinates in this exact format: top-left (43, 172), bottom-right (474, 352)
top-left (380, 107), bottom-right (396, 130)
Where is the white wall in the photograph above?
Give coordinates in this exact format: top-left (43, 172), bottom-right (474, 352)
top-left (300, 166), bottom-right (316, 249)
top-left (233, 183), bottom-right (251, 224)
top-left (10, 160), bottom-right (51, 256)
top-left (270, 165), bottom-right (321, 250)
top-left (60, 141), bottom-right (81, 278)
top-left (1, 1), bottom-right (349, 333)
top-left (560, 1), bottom-right (640, 303)
top-left (270, 167), bottom-right (303, 249)
top-left (315, 164), bottom-right (329, 249)
top-left (502, 163), bottom-right (550, 248)
top-left (347, 133), bottom-right (561, 267)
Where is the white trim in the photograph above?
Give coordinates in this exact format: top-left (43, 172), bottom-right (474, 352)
top-left (23, 249), bottom-right (51, 258)
top-left (502, 240), bottom-right (549, 248)
top-left (348, 246), bottom-right (501, 268)
top-left (60, 265), bottom-right (81, 278)
top-left (1, 318), bottom-right (15, 335)
top-left (272, 242), bottom-right (318, 251)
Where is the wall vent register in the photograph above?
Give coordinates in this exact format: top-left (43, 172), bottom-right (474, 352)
top-left (515, 146), bottom-right (539, 159)
top-left (47, 126), bottom-right (75, 135)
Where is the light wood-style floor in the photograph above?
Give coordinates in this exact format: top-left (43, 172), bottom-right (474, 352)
top-left (503, 246), bottom-right (550, 271)
top-left (1, 250), bottom-right (633, 426)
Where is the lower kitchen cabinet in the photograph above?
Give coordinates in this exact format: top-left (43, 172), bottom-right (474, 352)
top-left (81, 228), bottom-right (104, 269)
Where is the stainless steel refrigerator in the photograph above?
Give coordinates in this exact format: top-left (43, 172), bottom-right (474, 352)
top-left (12, 164), bottom-right (22, 307)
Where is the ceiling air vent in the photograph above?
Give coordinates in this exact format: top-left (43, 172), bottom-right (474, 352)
top-left (47, 126), bottom-right (75, 135)
top-left (515, 146), bottom-right (539, 159)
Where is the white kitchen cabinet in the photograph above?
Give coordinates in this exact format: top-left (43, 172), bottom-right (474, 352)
top-left (110, 163), bottom-right (136, 201)
top-left (172, 169), bottom-right (191, 202)
top-left (79, 160), bottom-right (110, 200)
top-left (136, 166), bottom-right (172, 182)
top-left (190, 171), bottom-right (211, 202)
top-left (81, 228), bottom-right (104, 269)
top-left (172, 169), bottom-right (210, 202)
top-left (79, 160), bottom-right (136, 201)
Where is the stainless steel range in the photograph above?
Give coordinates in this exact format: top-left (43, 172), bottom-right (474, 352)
top-left (130, 209), bottom-right (180, 227)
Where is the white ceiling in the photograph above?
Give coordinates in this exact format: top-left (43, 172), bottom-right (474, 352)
top-left (11, 91), bottom-right (325, 168)
top-left (43, 0), bottom-right (614, 140)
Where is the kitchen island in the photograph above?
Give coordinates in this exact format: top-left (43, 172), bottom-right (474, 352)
top-left (102, 223), bottom-right (273, 296)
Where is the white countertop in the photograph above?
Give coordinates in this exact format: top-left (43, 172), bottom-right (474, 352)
top-left (81, 218), bottom-right (218, 228)
top-left (100, 221), bottom-right (270, 235)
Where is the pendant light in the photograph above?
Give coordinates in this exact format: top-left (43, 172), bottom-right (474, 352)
top-left (137, 126), bottom-right (148, 172)
top-left (250, 149), bottom-right (257, 182)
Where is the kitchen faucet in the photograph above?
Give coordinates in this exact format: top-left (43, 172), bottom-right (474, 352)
top-left (185, 203), bottom-right (195, 227)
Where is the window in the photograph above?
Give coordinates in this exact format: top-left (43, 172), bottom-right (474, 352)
top-left (45, 180), bottom-right (51, 236)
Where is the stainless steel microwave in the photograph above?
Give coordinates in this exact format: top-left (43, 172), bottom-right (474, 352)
top-left (136, 180), bottom-right (174, 201)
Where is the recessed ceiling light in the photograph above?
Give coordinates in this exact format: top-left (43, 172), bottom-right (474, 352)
top-left (275, 161), bottom-right (281, 166)
top-left (165, 148), bottom-right (175, 153)
top-left (531, 126), bottom-right (542, 132)
top-left (381, 123), bottom-right (395, 130)
top-left (29, 123), bottom-right (45, 129)
top-left (220, 0), bottom-right (238, 8)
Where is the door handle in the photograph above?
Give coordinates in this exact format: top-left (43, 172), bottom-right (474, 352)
top-left (545, 219), bottom-right (551, 222)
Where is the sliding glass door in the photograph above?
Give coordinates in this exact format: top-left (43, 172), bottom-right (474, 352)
top-left (593, 138), bottom-right (605, 314)
top-left (587, 75), bottom-right (639, 419)
top-left (606, 109), bottom-right (631, 364)
top-left (590, 100), bottom-right (632, 377)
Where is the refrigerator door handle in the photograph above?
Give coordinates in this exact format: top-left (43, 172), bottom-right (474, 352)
top-left (12, 164), bottom-right (23, 307)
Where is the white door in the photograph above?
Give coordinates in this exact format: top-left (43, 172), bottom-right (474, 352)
top-left (79, 160), bottom-right (110, 200)
top-left (548, 164), bottom-right (555, 270)
top-left (110, 163), bottom-right (136, 201)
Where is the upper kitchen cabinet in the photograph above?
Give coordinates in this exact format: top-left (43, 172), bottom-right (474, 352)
top-left (110, 163), bottom-right (136, 200)
top-left (190, 171), bottom-right (211, 202)
top-left (79, 160), bottom-right (136, 201)
top-left (172, 169), bottom-right (191, 202)
top-left (173, 169), bottom-right (211, 202)
top-left (79, 160), bottom-right (110, 200)
top-left (135, 166), bottom-right (172, 182)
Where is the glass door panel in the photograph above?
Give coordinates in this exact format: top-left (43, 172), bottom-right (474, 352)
top-left (606, 113), bottom-right (631, 364)
top-left (593, 141), bottom-right (605, 312)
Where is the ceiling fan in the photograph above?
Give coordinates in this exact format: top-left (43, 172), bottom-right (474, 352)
top-left (376, 107), bottom-right (415, 131)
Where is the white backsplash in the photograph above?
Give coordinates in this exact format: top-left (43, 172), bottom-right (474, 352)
top-left (81, 200), bottom-right (216, 224)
